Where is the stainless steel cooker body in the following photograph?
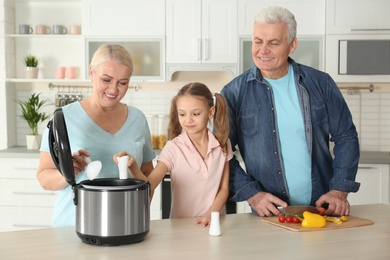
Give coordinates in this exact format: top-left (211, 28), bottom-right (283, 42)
top-left (73, 179), bottom-right (150, 246)
top-left (49, 108), bottom-right (151, 246)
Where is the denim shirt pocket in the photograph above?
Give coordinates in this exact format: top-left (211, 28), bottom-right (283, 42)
top-left (239, 105), bottom-right (262, 137)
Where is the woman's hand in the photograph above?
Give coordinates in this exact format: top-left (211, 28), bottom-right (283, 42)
top-left (71, 149), bottom-right (90, 176)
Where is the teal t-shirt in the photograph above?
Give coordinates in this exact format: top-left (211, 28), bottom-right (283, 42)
top-left (40, 102), bottom-right (155, 227)
top-left (265, 64), bottom-right (312, 205)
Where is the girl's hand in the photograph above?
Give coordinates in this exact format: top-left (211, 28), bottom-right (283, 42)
top-left (195, 215), bottom-right (211, 227)
top-left (113, 151), bottom-right (129, 165)
top-left (113, 151), bottom-right (137, 166)
top-left (71, 149), bottom-right (90, 176)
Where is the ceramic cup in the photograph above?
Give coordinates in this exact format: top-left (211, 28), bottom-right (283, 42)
top-left (56, 66), bottom-right (66, 79)
top-left (36, 25), bottom-right (51, 34)
top-left (52, 25), bottom-right (67, 35)
top-left (66, 66), bottom-right (78, 79)
top-left (19, 24), bottom-right (33, 34)
top-left (69, 25), bottom-right (81, 35)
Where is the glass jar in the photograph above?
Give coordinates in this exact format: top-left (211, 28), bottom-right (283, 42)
top-left (157, 114), bottom-right (168, 149)
top-left (146, 114), bottom-right (158, 149)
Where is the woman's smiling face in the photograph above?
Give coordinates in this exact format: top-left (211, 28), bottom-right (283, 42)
top-left (251, 22), bottom-right (297, 79)
top-left (90, 60), bottom-right (131, 108)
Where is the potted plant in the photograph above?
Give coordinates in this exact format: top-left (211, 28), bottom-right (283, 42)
top-left (24, 54), bottom-right (39, 79)
top-left (16, 93), bottom-right (49, 149)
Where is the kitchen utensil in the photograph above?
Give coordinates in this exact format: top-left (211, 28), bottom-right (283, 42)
top-left (84, 160), bottom-right (102, 180)
top-left (277, 205), bottom-right (320, 216)
top-left (48, 107), bottom-right (150, 246)
top-left (261, 215), bottom-right (374, 232)
top-left (117, 155), bottom-right (129, 179)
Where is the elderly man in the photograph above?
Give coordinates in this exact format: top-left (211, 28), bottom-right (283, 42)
top-left (221, 6), bottom-right (360, 217)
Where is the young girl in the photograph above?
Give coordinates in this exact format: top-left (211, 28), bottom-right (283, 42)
top-left (115, 82), bottom-right (232, 227)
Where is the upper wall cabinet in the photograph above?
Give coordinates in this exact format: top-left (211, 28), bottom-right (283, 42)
top-left (83, 0), bottom-right (165, 36)
top-left (238, 0), bottom-right (325, 36)
top-left (166, 0), bottom-right (237, 64)
top-left (326, 0), bottom-right (390, 34)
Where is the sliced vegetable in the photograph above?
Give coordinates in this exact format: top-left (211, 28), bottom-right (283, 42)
top-left (301, 211), bottom-right (326, 228)
top-left (340, 216), bottom-right (348, 222)
top-left (325, 216), bottom-right (343, 225)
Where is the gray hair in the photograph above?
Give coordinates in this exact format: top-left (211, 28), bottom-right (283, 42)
top-left (253, 6), bottom-right (297, 44)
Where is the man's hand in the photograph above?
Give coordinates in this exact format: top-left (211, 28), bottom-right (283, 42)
top-left (315, 190), bottom-right (350, 216)
top-left (247, 192), bottom-right (288, 217)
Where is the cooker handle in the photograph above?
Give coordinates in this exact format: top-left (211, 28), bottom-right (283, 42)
top-left (73, 186), bottom-right (78, 206)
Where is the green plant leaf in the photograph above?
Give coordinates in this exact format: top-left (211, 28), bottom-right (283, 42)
top-left (16, 93), bottom-right (48, 135)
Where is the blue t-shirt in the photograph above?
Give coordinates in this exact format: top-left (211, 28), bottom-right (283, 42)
top-left (40, 102), bottom-right (155, 227)
top-left (265, 65), bottom-right (312, 205)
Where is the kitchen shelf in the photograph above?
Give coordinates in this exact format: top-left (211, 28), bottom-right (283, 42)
top-left (6, 34), bottom-right (83, 39)
top-left (6, 78), bottom-right (89, 83)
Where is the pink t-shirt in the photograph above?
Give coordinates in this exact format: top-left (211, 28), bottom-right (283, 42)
top-left (158, 130), bottom-right (233, 218)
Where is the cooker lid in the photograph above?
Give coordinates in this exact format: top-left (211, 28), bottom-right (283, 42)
top-left (48, 108), bottom-right (76, 186)
top-left (80, 178), bottom-right (148, 190)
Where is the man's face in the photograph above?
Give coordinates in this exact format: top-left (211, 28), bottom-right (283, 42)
top-left (251, 22), bottom-right (297, 79)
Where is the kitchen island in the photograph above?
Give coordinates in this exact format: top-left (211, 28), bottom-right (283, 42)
top-left (0, 204), bottom-right (389, 259)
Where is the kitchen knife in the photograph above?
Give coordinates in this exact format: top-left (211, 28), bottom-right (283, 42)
top-left (277, 206), bottom-right (321, 216)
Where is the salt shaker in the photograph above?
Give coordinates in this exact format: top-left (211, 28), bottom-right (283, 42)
top-left (117, 155), bottom-right (129, 179)
top-left (209, 211), bottom-right (221, 236)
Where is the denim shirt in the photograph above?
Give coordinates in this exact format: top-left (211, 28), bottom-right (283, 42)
top-left (221, 58), bottom-right (360, 206)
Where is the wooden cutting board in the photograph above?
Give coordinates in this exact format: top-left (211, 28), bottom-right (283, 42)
top-left (261, 215), bottom-right (374, 232)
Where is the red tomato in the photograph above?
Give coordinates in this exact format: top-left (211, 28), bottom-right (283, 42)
top-left (292, 216), bottom-right (301, 223)
top-left (278, 215), bottom-right (286, 223)
top-left (285, 216), bottom-right (292, 223)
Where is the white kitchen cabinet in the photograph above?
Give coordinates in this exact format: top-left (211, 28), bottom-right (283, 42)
top-left (237, 0), bottom-right (325, 36)
top-left (83, 0), bottom-right (165, 36)
top-left (326, 0), bottom-right (390, 34)
top-left (166, 0), bottom-right (237, 64)
top-left (348, 164), bottom-right (390, 205)
top-left (150, 158), bottom-right (162, 220)
top-left (0, 157), bottom-right (57, 232)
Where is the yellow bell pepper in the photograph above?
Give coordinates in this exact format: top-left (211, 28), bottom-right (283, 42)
top-left (301, 211), bottom-right (326, 228)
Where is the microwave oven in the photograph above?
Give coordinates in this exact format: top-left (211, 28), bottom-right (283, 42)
top-left (339, 40), bottom-right (390, 75)
top-left (326, 35), bottom-right (390, 83)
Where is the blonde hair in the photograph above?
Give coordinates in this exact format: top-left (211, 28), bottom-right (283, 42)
top-left (90, 43), bottom-right (134, 76)
top-left (168, 82), bottom-right (230, 155)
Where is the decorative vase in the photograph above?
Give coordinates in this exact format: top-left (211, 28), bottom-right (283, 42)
top-left (25, 67), bottom-right (39, 79)
top-left (26, 134), bottom-right (42, 150)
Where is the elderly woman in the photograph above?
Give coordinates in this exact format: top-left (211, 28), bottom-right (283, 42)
top-left (37, 44), bottom-right (155, 227)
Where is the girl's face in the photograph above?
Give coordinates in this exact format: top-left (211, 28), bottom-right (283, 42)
top-left (90, 60), bottom-right (131, 108)
top-left (176, 95), bottom-right (214, 136)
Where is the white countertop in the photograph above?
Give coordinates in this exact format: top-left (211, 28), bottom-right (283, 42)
top-left (0, 204), bottom-right (389, 259)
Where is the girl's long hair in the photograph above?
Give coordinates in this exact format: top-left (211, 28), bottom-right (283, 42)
top-left (168, 82), bottom-right (230, 155)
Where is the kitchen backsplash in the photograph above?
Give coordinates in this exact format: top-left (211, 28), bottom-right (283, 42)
top-left (15, 88), bottom-right (390, 152)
